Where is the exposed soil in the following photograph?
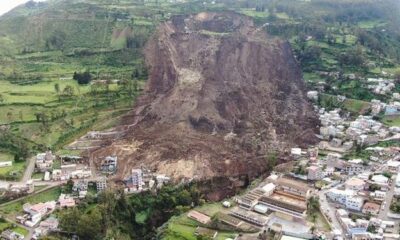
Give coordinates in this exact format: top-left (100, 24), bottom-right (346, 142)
top-left (90, 12), bottom-right (319, 194)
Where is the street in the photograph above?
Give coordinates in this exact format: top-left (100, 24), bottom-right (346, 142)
top-left (378, 175), bottom-right (399, 234)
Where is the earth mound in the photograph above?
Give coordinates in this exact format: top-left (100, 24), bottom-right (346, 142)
top-left (92, 12), bottom-right (319, 186)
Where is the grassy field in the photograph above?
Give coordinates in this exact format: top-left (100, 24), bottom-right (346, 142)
top-left (0, 218), bottom-right (28, 237)
top-left (307, 210), bottom-right (331, 232)
top-left (382, 116), bottom-right (400, 127)
top-left (0, 161), bottom-right (26, 181)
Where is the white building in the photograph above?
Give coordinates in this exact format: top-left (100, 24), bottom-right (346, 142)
top-left (344, 161), bottom-right (364, 176)
top-left (345, 196), bottom-right (364, 211)
top-left (327, 188), bottom-right (364, 211)
top-left (132, 169), bottom-right (143, 191)
top-left (371, 175), bottom-right (389, 185)
top-left (326, 189), bottom-right (354, 205)
top-left (387, 160), bottom-right (400, 173)
top-left (307, 91), bottom-right (318, 101)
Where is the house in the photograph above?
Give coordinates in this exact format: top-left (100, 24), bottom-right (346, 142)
top-left (33, 216), bottom-right (59, 239)
top-left (58, 194), bottom-right (76, 208)
top-left (101, 156), bottom-right (118, 173)
top-left (362, 202), bottom-right (380, 215)
top-left (72, 180), bottom-right (88, 198)
top-left (261, 183), bottom-right (276, 195)
top-left (387, 160), bottom-right (400, 173)
top-left (345, 196), bottom-right (364, 211)
top-left (357, 134), bottom-right (379, 146)
top-left (326, 189), bottom-right (364, 211)
top-left (307, 166), bottom-right (323, 180)
top-left (52, 169), bottom-right (63, 181)
top-left (337, 210), bottom-right (368, 237)
top-left (307, 91), bottom-right (318, 101)
top-left (132, 169), bottom-right (143, 187)
top-left (344, 161), bottom-right (364, 175)
top-left (222, 201), bottom-right (231, 208)
top-left (72, 180), bottom-right (88, 193)
top-left (23, 201), bottom-right (56, 227)
top-left (345, 178), bottom-right (365, 191)
top-left (291, 148), bottom-right (302, 157)
top-left (70, 169), bottom-right (91, 179)
top-left (36, 151), bottom-right (55, 172)
top-left (274, 177), bottom-right (311, 198)
top-left (327, 189), bottom-right (354, 205)
top-left (371, 190), bottom-right (386, 200)
top-left (327, 153), bottom-right (344, 168)
top-left (97, 178), bottom-right (107, 192)
top-left (187, 210), bottom-right (211, 224)
top-left (44, 171), bottom-right (50, 181)
top-left (371, 175), bottom-right (389, 187)
top-left (0, 230), bottom-right (24, 240)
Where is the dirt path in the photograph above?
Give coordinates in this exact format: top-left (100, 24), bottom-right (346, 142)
top-left (21, 156), bottom-right (35, 183)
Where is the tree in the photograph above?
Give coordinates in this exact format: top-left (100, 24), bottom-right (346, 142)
top-left (266, 152), bottom-right (277, 170)
top-left (77, 208), bottom-right (103, 240)
top-left (73, 71), bottom-right (92, 85)
top-left (45, 30), bottom-right (67, 50)
top-left (307, 196), bottom-right (320, 215)
top-left (177, 189), bottom-right (192, 206)
top-left (298, 45), bottom-right (322, 65)
top-left (59, 207), bottom-right (81, 233)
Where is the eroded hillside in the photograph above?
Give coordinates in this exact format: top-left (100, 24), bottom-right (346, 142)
top-left (92, 12), bottom-right (319, 187)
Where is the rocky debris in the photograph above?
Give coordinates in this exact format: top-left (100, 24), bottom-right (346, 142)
top-left (91, 12), bottom-right (319, 187)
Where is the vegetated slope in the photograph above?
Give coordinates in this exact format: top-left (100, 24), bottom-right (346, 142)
top-left (92, 12), bottom-right (319, 188)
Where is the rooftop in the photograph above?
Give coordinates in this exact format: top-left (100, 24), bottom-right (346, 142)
top-left (275, 177), bottom-right (310, 192)
top-left (346, 177), bottom-right (365, 187)
top-left (363, 202), bottom-right (380, 211)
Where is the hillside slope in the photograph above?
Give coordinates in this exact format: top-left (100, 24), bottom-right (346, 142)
top-left (92, 12), bottom-right (319, 187)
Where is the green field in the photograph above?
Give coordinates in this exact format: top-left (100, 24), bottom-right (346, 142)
top-left (382, 116), bottom-right (400, 127)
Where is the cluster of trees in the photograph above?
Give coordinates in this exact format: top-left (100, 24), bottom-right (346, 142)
top-left (45, 30), bottom-right (67, 50)
top-left (337, 46), bottom-right (366, 68)
top-left (307, 196), bottom-right (321, 223)
top-left (125, 26), bottom-right (152, 49)
top-left (57, 184), bottom-right (204, 240)
top-left (73, 71), bottom-right (92, 85)
top-left (390, 198), bottom-right (400, 213)
top-left (0, 130), bottom-right (29, 163)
